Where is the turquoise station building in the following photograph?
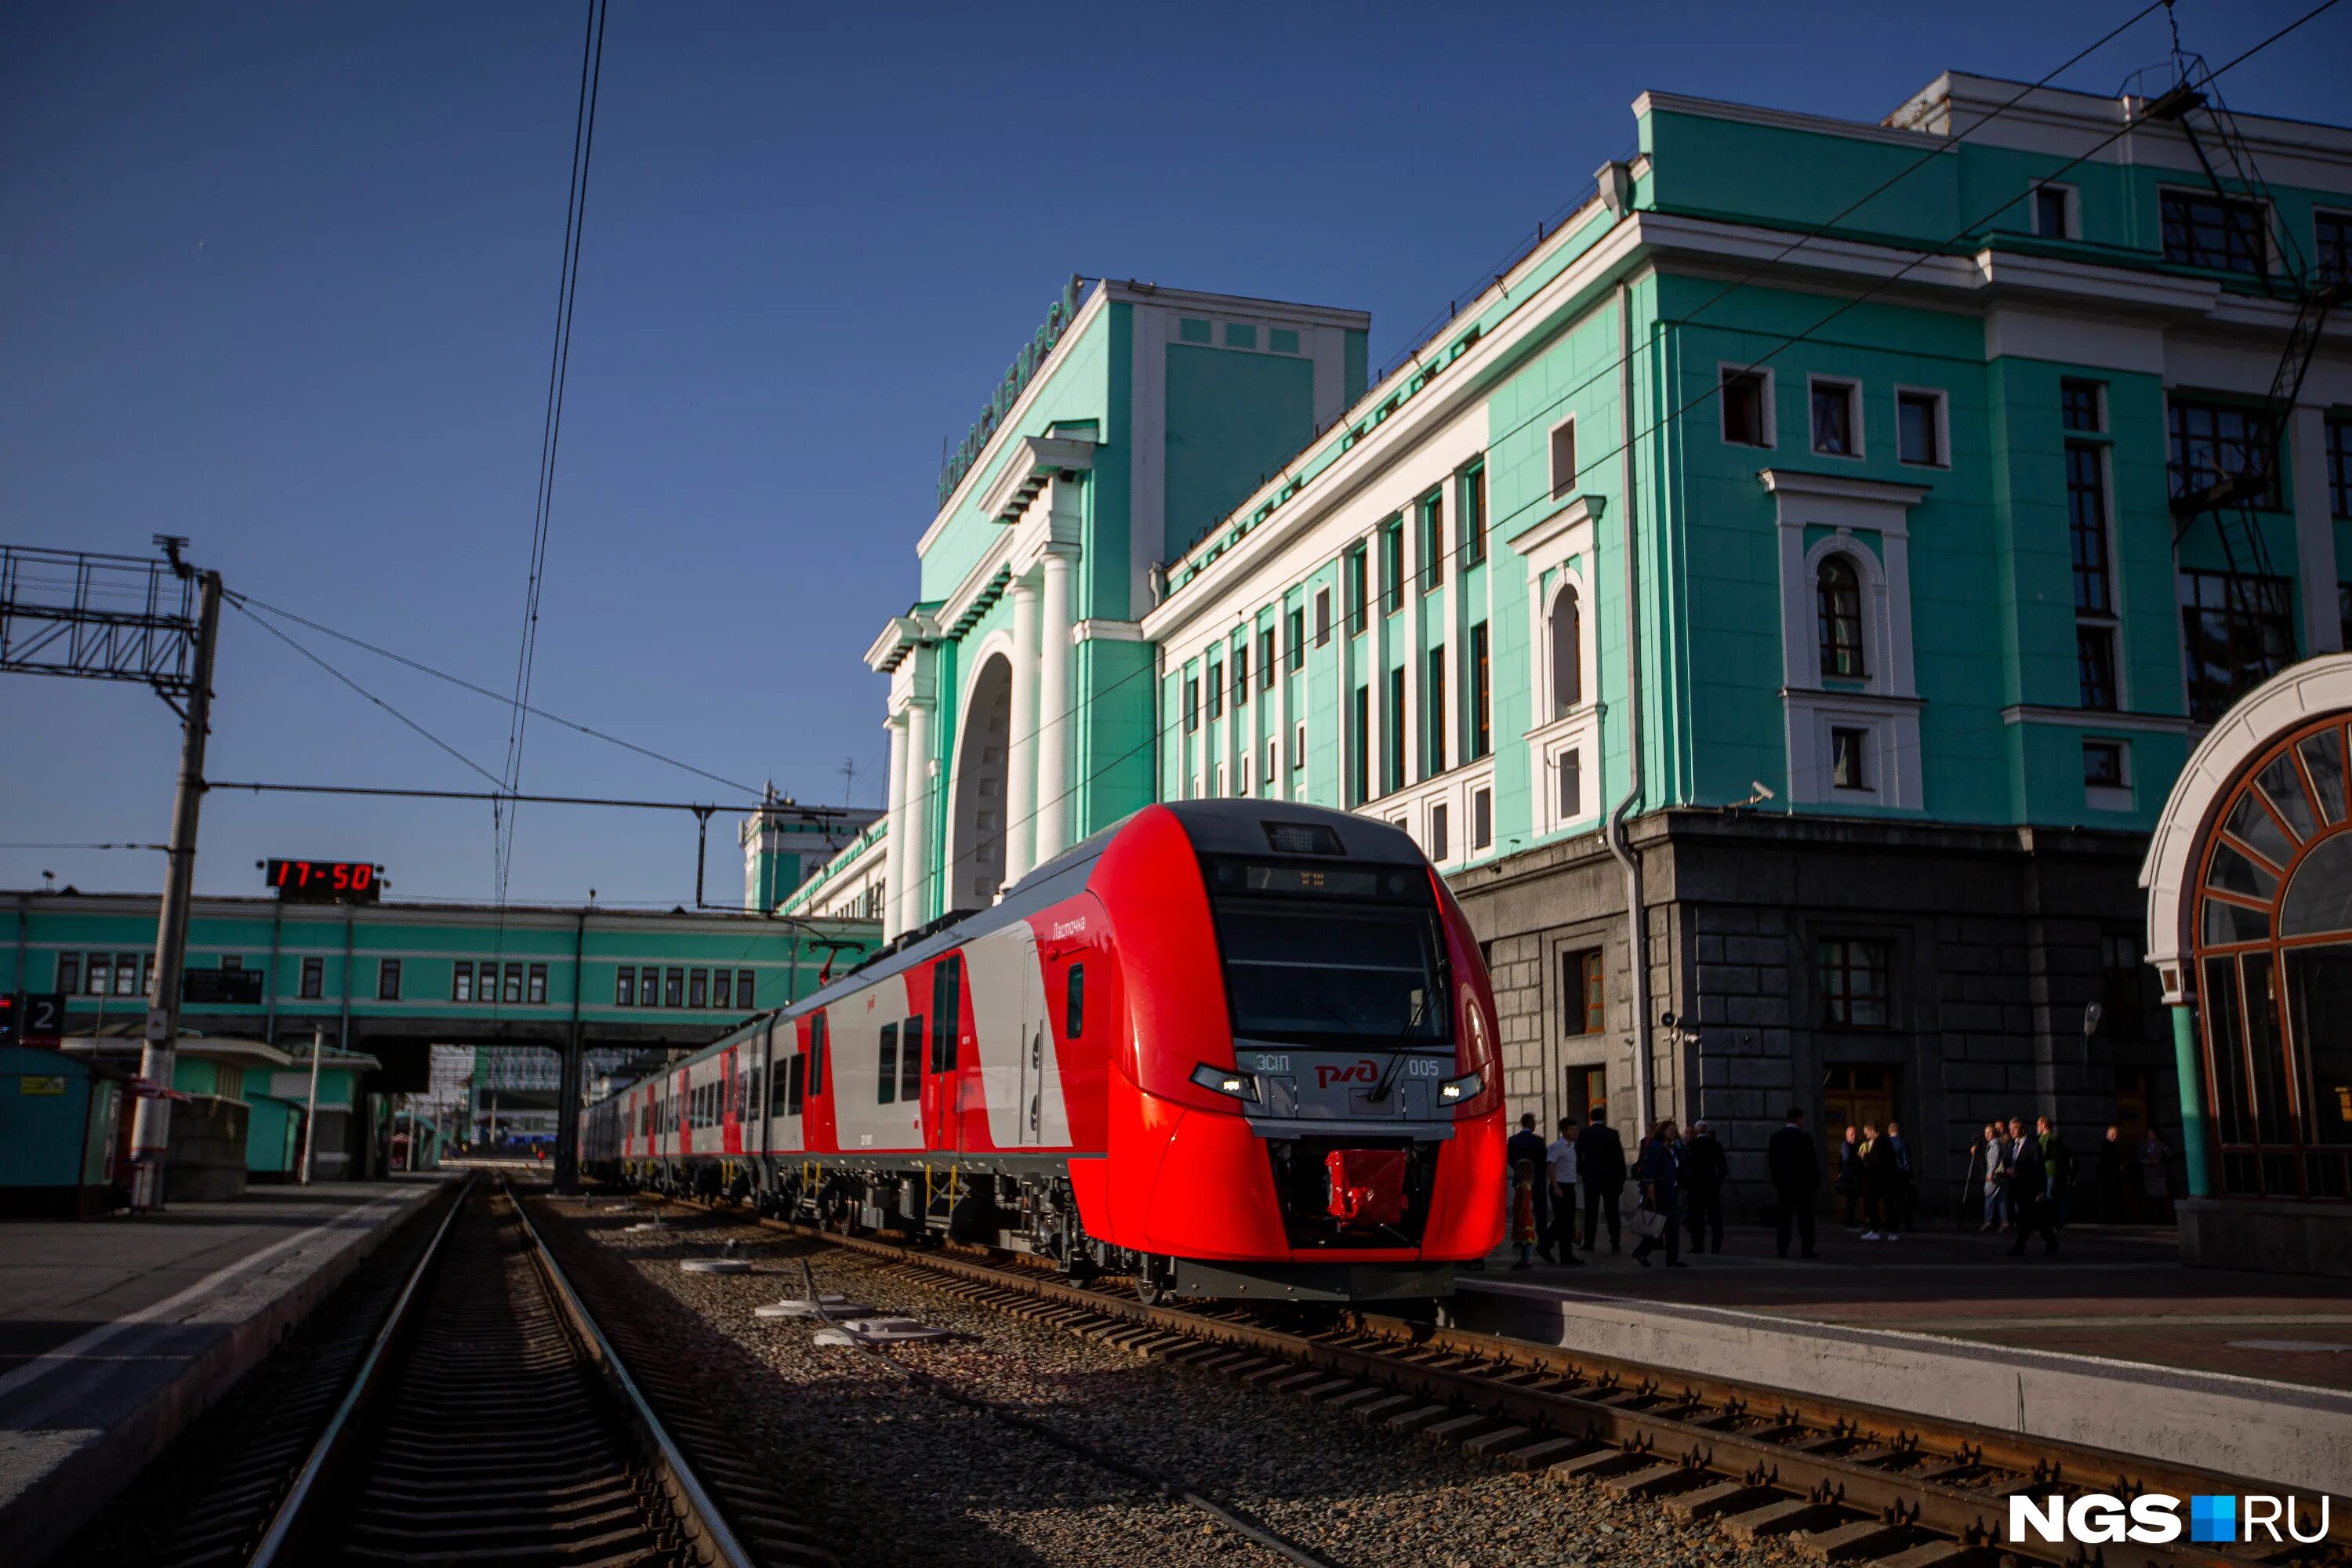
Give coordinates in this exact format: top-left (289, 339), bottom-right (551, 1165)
top-left (844, 69), bottom-right (2351, 1247)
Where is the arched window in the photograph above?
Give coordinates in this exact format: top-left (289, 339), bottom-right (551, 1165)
top-left (2192, 713), bottom-right (2352, 1201)
top-left (1550, 586), bottom-right (1582, 716)
top-left (1817, 555), bottom-right (1865, 679)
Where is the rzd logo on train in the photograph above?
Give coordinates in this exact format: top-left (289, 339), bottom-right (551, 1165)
top-left (1315, 1060), bottom-right (1380, 1089)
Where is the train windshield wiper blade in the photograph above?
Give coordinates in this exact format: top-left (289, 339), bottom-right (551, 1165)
top-left (1365, 993), bottom-right (1429, 1104)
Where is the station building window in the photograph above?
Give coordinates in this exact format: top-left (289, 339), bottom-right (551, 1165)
top-left (2180, 570), bottom-right (2295, 723)
top-left (1420, 489), bottom-right (1444, 591)
top-left (527, 964), bottom-right (547, 1004)
top-left (2169, 397), bottom-right (2280, 508)
top-left (503, 963), bottom-right (524, 1004)
top-left (1810, 378), bottom-right (1860, 458)
top-left (1564, 948), bottom-right (1604, 1035)
top-left (1290, 606), bottom-right (1308, 665)
top-left (739, 968), bottom-right (755, 1007)
top-left (56, 953), bottom-right (80, 994)
top-left (1721, 368), bottom-right (1770, 448)
top-left (1469, 621), bottom-right (1491, 760)
top-left (641, 966), bottom-right (659, 1007)
top-left (664, 967), bottom-right (684, 1008)
top-left (1259, 626), bottom-right (1276, 689)
top-left (1345, 548), bottom-right (1367, 635)
top-left (1461, 461), bottom-right (1487, 567)
top-left (615, 968), bottom-right (635, 1007)
top-left (453, 963), bottom-right (473, 1004)
top-left (1818, 939), bottom-right (1891, 1027)
top-left (713, 969), bottom-right (732, 1009)
top-left (1549, 419), bottom-right (1577, 499)
top-left (1817, 557), bottom-right (1866, 678)
top-left (2319, 209), bottom-right (2352, 285)
top-left (2160, 188), bottom-right (2268, 274)
top-left (301, 956), bottom-right (325, 1000)
top-left (377, 958), bottom-right (401, 1000)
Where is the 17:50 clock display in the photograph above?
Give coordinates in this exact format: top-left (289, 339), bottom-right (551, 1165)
top-left (263, 858), bottom-right (383, 902)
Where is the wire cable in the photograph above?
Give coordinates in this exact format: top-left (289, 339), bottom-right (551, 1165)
top-left (226, 597), bottom-right (505, 788)
top-left (499, 0), bottom-right (609, 910)
top-left (224, 590), bottom-right (759, 795)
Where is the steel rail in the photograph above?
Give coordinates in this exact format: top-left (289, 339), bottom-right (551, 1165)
top-left (247, 1172), bottom-right (476, 1568)
top-left (637, 1193), bottom-right (2336, 1568)
top-left (506, 1180), bottom-right (759, 1568)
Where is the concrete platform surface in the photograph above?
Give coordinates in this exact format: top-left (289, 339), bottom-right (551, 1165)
top-left (0, 1178), bottom-right (446, 1564)
top-left (1462, 1222), bottom-right (2352, 1494)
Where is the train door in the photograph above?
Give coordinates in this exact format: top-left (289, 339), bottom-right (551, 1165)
top-left (924, 953), bottom-right (964, 1153)
top-left (964, 920), bottom-right (1069, 1150)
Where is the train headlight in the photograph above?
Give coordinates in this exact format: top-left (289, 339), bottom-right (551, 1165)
top-left (1437, 1070), bottom-right (1483, 1105)
top-left (1190, 1063), bottom-right (1259, 1102)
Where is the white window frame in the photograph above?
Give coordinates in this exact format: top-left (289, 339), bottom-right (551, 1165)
top-left (1548, 414), bottom-right (1580, 500)
top-left (2030, 180), bottom-right (2078, 240)
top-left (1293, 720), bottom-right (1307, 771)
top-left (1719, 363), bottom-right (1776, 449)
top-left (1891, 385), bottom-right (1949, 470)
top-left (1808, 375), bottom-right (1864, 460)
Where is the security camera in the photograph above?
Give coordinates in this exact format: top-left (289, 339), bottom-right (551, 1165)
top-left (1750, 781), bottom-right (1775, 801)
top-left (2082, 1001), bottom-right (2104, 1038)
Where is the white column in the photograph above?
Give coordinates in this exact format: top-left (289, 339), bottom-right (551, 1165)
top-left (1034, 550), bottom-right (1076, 862)
top-left (1004, 577), bottom-right (1041, 889)
top-left (901, 699), bottom-right (934, 931)
top-left (2293, 405), bottom-right (2343, 654)
top-left (881, 713), bottom-right (909, 938)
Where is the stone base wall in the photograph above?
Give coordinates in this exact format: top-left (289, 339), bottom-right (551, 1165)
top-left (2178, 1197), bottom-right (2352, 1278)
top-left (1449, 811), bottom-right (2186, 1209)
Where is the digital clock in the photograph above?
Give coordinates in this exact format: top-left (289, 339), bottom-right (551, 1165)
top-left (264, 858), bottom-right (383, 903)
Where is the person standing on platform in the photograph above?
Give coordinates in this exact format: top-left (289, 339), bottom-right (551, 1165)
top-left (1631, 1119), bottom-right (1688, 1268)
top-left (1885, 1119), bottom-right (1916, 1230)
top-left (1546, 1116), bottom-right (1584, 1264)
top-left (1983, 1122), bottom-right (2015, 1232)
top-left (1683, 1120), bottom-right (1728, 1254)
top-left (2007, 1116), bottom-right (2059, 1256)
top-left (1859, 1122), bottom-right (1901, 1241)
top-left (2096, 1125), bottom-right (2126, 1224)
top-left (1768, 1108), bottom-right (1820, 1258)
top-left (1577, 1106), bottom-right (1627, 1253)
top-left (1506, 1112), bottom-right (1552, 1264)
top-left (1836, 1125), bottom-right (1864, 1227)
top-left (1508, 1149), bottom-right (1541, 1270)
top-left (2138, 1128), bottom-right (2173, 1222)
top-left (1962, 1123), bottom-right (1994, 1229)
top-left (2037, 1116), bottom-right (2074, 1229)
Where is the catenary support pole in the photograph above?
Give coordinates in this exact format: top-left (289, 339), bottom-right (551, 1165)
top-left (2169, 1004), bottom-right (2212, 1198)
top-left (299, 1024), bottom-right (323, 1184)
top-left (130, 567), bottom-right (222, 1210)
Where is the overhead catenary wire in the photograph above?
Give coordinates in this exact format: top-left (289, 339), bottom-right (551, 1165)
top-left (498, 0), bottom-right (609, 913)
top-left (224, 590), bottom-right (760, 796)
top-left (227, 596), bottom-right (506, 789)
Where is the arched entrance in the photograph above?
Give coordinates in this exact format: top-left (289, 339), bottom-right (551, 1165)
top-left (2187, 711), bottom-right (2352, 1200)
top-left (947, 652), bottom-right (1012, 909)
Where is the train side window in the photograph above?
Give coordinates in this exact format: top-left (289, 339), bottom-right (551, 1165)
top-left (808, 1011), bottom-right (827, 1095)
top-left (877, 1024), bottom-right (898, 1105)
top-left (931, 956), bottom-right (963, 1073)
top-left (1065, 964), bottom-right (1085, 1039)
top-left (787, 1054), bottom-right (807, 1115)
top-left (901, 1014), bottom-right (923, 1101)
top-left (771, 1062), bottom-right (791, 1118)
top-left (747, 1065), bottom-right (762, 1123)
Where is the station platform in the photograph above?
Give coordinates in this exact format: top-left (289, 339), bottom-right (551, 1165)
top-left (1459, 1221), bottom-right (2352, 1494)
top-left (0, 1178), bottom-right (446, 1565)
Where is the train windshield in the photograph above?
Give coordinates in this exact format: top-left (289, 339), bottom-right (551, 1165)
top-left (1203, 858), bottom-right (1448, 1047)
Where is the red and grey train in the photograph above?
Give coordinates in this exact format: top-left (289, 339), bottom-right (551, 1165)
top-left (581, 800), bottom-right (1506, 1301)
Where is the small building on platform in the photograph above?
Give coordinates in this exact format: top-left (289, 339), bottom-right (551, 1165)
top-left (2143, 654), bottom-right (2352, 1276)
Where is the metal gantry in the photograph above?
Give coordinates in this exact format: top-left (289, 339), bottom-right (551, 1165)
top-left (0, 540), bottom-right (201, 702)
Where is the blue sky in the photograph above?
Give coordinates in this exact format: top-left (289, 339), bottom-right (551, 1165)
top-left (4, 0), bottom-right (2346, 909)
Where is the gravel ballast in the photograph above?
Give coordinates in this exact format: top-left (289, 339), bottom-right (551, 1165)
top-left (543, 1200), bottom-right (1806, 1568)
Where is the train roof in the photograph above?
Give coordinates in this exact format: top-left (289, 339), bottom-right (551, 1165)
top-left (586, 800), bottom-right (1417, 1107)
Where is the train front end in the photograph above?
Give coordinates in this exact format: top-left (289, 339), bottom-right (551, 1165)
top-left (1091, 800), bottom-right (1505, 1302)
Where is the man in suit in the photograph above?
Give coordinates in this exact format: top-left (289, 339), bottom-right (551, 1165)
top-left (1682, 1120), bottom-right (1729, 1254)
top-left (1575, 1106), bottom-right (1627, 1252)
top-left (2007, 1116), bottom-right (2060, 1257)
top-left (1505, 1112), bottom-right (1552, 1264)
top-left (1767, 1107), bottom-right (1820, 1259)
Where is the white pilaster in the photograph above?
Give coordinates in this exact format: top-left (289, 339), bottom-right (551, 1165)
top-left (1035, 549), bottom-right (1076, 861)
top-left (901, 699), bottom-right (935, 930)
top-left (881, 714), bottom-right (909, 939)
top-left (1004, 577), bottom-right (1041, 889)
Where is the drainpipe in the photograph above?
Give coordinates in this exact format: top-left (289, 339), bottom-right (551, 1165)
top-left (1603, 280), bottom-right (1654, 1139)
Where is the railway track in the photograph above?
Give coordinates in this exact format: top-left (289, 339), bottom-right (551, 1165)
top-left (244, 1179), bottom-right (829, 1568)
top-left (616, 1190), bottom-right (2347, 1568)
